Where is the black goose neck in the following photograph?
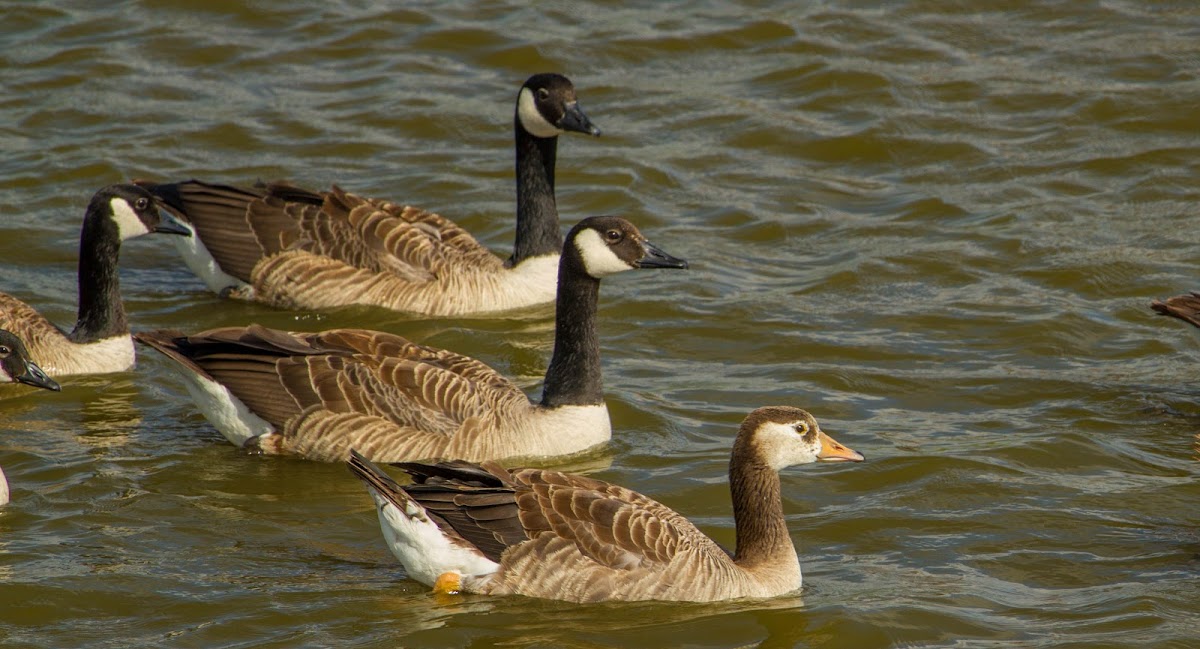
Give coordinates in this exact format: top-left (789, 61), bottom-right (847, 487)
top-left (510, 119), bottom-right (563, 267)
top-left (69, 206), bottom-right (127, 343)
top-left (729, 446), bottom-right (791, 568)
top-left (539, 253), bottom-right (603, 408)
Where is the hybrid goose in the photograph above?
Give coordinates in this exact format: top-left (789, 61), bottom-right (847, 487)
top-left (136, 73), bottom-right (601, 316)
top-left (0, 185), bottom-right (189, 376)
top-left (135, 216), bottom-right (686, 462)
top-left (347, 406), bottom-right (865, 603)
top-left (0, 330), bottom-right (61, 506)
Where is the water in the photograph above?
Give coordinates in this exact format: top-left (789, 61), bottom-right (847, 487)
top-left (2, 1), bottom-right (1199, 647)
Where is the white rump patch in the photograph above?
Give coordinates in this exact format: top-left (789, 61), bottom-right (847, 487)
top-left (368, 486), bottom-right (499, 588)
top-left (0, 466), bottom-right (8, 506)
top-left (110, 198), bottom-right (151, 241)
top-left (517, 87), bottom-right (563, 138)
top-left (573, 228), bottom-right (634, 278)
top-left (168, 367), bottom-right (274, 447)
top-left (171, 225), bottom-right (254, 297)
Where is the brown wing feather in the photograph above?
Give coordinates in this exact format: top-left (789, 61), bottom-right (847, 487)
top-left (1152, 292), bottom-right (1200, 329)
top-left (137, 180), bottom-right (270, 282)
top-left (0, 293), bottom-right (73, 374)
top-left (139, 325), bottom-right (531, 461)
top-left (510, 469), bottom-right (706, 571)
top-left (140, 179), bottom-right (503, 293)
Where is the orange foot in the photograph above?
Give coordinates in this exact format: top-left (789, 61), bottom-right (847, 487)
top-left (433, 572), bottom-right (462, 596)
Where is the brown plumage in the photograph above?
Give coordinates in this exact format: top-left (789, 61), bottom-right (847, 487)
top-left (135, 216), bottom-right (688, 463)
top-left (1151, 292), bottom-right (1200, 329)
top-left (348, 406), bottom-right (865, 603)
top-left (136, 73), bottom-right (601, 316)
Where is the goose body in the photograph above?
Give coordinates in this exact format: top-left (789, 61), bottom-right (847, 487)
top-left (0, 185), bottom-right (189, 376)
top-left (0, 329), bottom-right (61, 506)
top-left (1152, 292), bottom-right (1200, 329)
top-left (137, 73), bottom-right (600, 317)
top-left (348, 406), bottom-right (865, 603)
top-left (135, 216), bottom-right (686, 462)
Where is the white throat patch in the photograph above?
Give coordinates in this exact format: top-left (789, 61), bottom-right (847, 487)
top-left (517, 87), bottom-right (563, 138)
top-left (573, 228), bottom-right (634, 278)
top-left (110, 198), bottom-right (151, 241)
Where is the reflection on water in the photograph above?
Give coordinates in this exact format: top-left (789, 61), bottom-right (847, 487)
top-left (2, 1), bottom-right (1200, 647)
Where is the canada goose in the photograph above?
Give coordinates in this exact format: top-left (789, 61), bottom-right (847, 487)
top-left (136, 73), bottom-right (601, 316)
top-left (0, 330), bottom-right (60, 392)
top-left (0, 185), bottom-right (189, 376)
top-left (1152, 292), bottom-right (1200, 329)
top-left (347, 406), bottom-right (865, 603)
top-left (135, 216), bottom-right (686, 462)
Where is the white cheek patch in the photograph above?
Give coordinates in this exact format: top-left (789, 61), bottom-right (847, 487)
top-left (517, 87), bottom-right (563, 138)
top-left (573, 228), bottom-right (634, 278)
top-left (110, 198), bottom-right (152, 241)
top-left (759, 421), bottom-right (820, 470)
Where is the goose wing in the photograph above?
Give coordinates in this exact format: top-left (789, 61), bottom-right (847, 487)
top-left (137, 325), bottom-right (530, 460)
top-left (141, 179), bottom-right (502, 286)
top-left (395, 462), bottom-right (727, 571)
top-left (1152, 291), bottom-right (1200, 329)
top-left (508, 468), bottom-right (725, 571)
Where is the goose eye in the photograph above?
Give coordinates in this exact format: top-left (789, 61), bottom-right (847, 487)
top-left (135, 197), bottom-right (150, 211)
top-left (604, 229), bottom-right (623, 243)
top-left (793, 422), bottom-right (809, 435)
top-left (0, 345), bottom-right (9, 356)
top-left (537, 87), bottom-right (550, 101)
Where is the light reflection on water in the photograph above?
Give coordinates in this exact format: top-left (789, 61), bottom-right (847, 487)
top-left (1, 1), bottom-right (1199, 647)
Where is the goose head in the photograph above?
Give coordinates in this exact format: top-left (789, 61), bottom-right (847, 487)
top-left (516, 73), bottom-right (601, 138)
top-left (90, 184), bottom-right (191, 242)
top-left (0, 330), bottom-right (60, 391)
top-left (567, 216), bottom-right (689, 279)
top-left (736, 406), bottom-right (864, 470)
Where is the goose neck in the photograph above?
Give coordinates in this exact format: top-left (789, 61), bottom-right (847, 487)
top-left (539, 266), bottom-right (602, 408)
top-left (729, 449), bottom-right (793, 569)
top-left (511, 121), bottom-right (564, 266)
top-left (69, 213), bottom-right (127, 343)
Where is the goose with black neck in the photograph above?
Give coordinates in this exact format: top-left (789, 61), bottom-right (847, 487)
top-left (135, 215), bottom-right (686, 463)
top-left (0, 184), bottom-right (189, 376)
top-left (137, 72), bottom-right (601, 316)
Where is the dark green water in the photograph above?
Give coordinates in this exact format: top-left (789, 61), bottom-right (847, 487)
top-left (2, 2), bottom-right (1199, 647)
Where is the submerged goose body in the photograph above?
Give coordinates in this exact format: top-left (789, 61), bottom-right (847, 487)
top-left (135, 216), bottom-right (686, 462)
top-left (138, 73), bottom-right (600, 317)
top-left (0, 329), bottom-right (61, 506)
top-left (0, 185), bottom-right (189, 376)
top-left (1152, 292), bottom-right (1200, 329)
top-left (348, 406), bottom-right (865, 603)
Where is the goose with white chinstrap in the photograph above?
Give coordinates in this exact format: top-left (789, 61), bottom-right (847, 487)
top-left (135, 216), bottom-right (686, 463)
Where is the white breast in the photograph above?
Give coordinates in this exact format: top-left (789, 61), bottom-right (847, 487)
top-left (47, 336), bottom-right (136, 376)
